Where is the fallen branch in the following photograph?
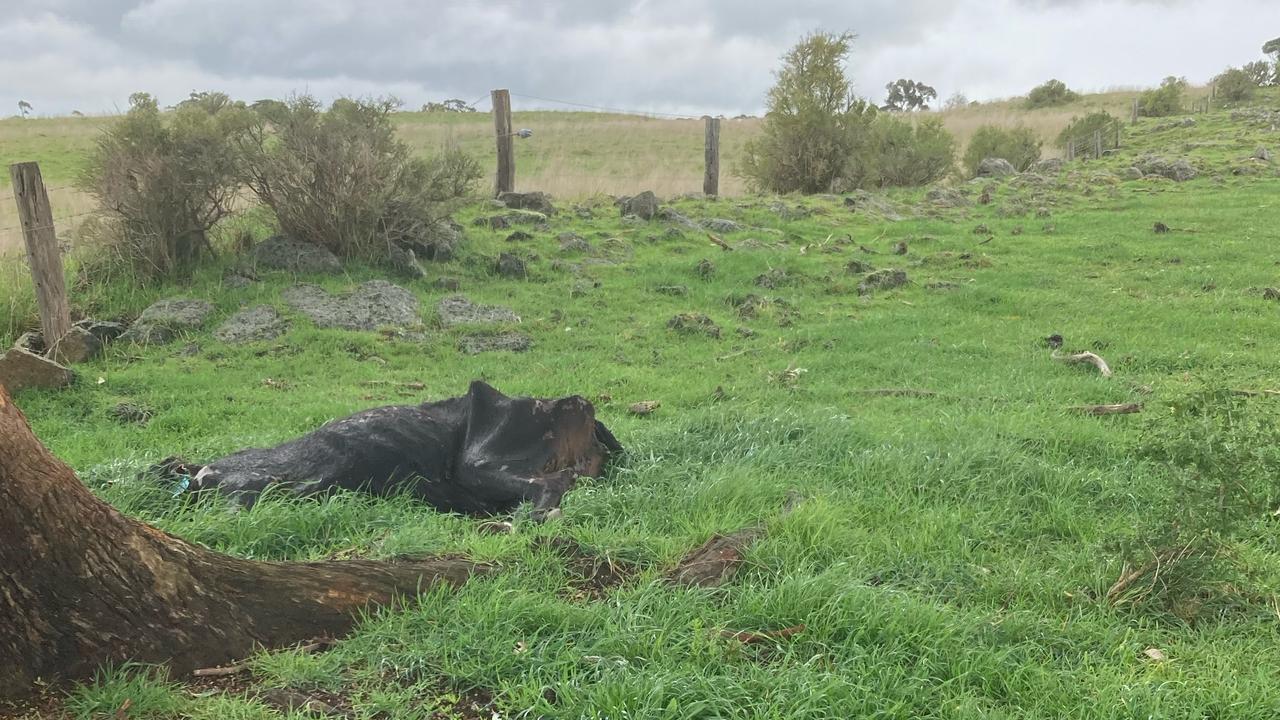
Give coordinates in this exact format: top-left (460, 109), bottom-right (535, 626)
top-left (1232, 389), bottom-right (1280, 398)
top-left (1106, 542), bottom-right (1200, 606)
top-left (856, 388), bottom-right (938, 398)
top-left (191, 663), bottom-right (249, 678)
top-left (720, 624), bottom-right (806, 644)
top-left (668, 493), bottom-right (802, 588)
top-left (1052, 349), bottom-right (1113, 377)
top-left (1070, 403), bottom-right (1142, 416)
top-left (706, 233), bottom-right (734, 251)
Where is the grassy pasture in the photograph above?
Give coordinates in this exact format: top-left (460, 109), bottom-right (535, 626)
top-left (3, 92), bottom-right (1280, 718)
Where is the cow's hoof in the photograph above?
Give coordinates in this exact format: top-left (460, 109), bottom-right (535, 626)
top-left (478, 520), bottom-right (515, 534)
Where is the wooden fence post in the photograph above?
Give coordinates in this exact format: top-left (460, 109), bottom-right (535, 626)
top-left (491, 89), bottom-right (514, 196)
top-left (1131, 97), bottom-right (1139, 124)
top-left (1115, 122), bottom-right (1121, 149)
top-left (1093, 129), bottom-right (1103, 159)
top-left (1067, 139), bottom-right (1075, 162)
top-left (703, 115), bottom-right (720, 197)
top-left (9, 162), bottom-right (70, 350)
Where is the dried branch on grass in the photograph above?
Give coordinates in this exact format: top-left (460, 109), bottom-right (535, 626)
top-left (1052, 349), bottom-right (1113, 377)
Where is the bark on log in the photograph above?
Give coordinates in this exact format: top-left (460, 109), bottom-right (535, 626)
top-left (0, 384), bottom-right (489, 700)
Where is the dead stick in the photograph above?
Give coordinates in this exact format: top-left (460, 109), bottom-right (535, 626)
top-left (706, 232), bottom-right (733, 251)
top-left (191, 663), bottom-right (249, 678)
top-left (856, 388), bottom-right (938, 398)
top-left (1070, 403), bottom-right (1142, 415)
top-left (1052, 350), bottom-right (1113, 377)
top-left (721, 624), bottom-right (806, 644)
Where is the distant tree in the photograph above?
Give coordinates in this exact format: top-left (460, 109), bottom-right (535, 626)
top-left (882, 79), bottom-right (937, 112)
top-left (1138, 76), bottom-right (1187, 117)
top-left (1242, 60), bottom-right (1275, 87)
top-left (71, 110), bottom-right (85, 117)
top-left (17, 100), bottom-right (32, 118)
top-left (1214, 67), bottom-right (1256, 102)
top-left (943, 92), bottom-right (969, 111)
top-left (1264, 36), bottom-right (1280, 61)
top-left (1025, 79), bottom-right (1079, 109)
top-left (962, 125), bottom-right (1042, 176)
top-left (422, 99), bottom-right (477, 113)
top-left (740, 31), bottom-right (878, 193)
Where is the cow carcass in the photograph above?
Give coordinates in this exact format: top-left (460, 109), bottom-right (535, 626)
top-left (186, 381), bottom-right (621, 519)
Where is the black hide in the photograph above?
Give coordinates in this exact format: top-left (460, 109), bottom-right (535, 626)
top-left (191, 381), bottom-right (622, 516)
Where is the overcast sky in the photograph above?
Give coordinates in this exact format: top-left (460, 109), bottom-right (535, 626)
top-left (2, 0), bottom-right (1277, 117)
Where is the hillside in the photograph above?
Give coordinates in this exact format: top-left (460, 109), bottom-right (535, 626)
top-left (2, 91), bottom-right (1280, 717)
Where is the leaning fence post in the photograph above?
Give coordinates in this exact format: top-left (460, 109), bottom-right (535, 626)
top-left (703, 115), bottom-right (721, 197)
top-left (9, 162), bottom-right (71, 352)
top-left (1131, 97), bottom-right (1139, 124)
top-left (491, 89), bottom-right (514, 196)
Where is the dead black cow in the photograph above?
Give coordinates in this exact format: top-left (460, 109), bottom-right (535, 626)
top-left (188, 381), bottom-right (622, 520)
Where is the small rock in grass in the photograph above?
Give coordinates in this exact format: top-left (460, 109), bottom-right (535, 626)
top-left (667, 313), bottom-right (721, 338)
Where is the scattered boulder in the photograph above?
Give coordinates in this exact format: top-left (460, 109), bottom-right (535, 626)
top-left (251, 236), bottom-right (342, 274)
top-left (976, 158), bottom-right (1017, 177)
top-left (75, 319), bottom-right (125, 345)
top-left (1030, 158), bottom-right (1064, 175)
top-left (661, 228), bottom-right (685, 241)
top-left (1153, 222), bottom-right (1170, 234)
top-left (843, 190), bottom-right (904, 221)
top-left (437, 295), bottom-right (520, 326)
top-left (506, 230), bottom-right (534, 243)
top-left (48, 326), bottom-right (101, 365)
top-left (434, 277), bottom-right (461, 291)
top-left (667, 313), bottom-right (721, 338)
top-left (755, 268), bottom-right (797, 289)
top-left (1135, 156), bottom-right (1197, 182)
top-left (1122, 167), bottom-right (1144, 181)
top-left (1263, 288), bottom-right (1280, 301)
top-left (495, 252), bottom-right (527, 279)
top-left (695, 259), bottom-right (716, 279)
top-left (702, 218), bottom-right (742, 233)
top-left (892, 241), bottom-right (908, 255)
top-left (215, 305), bottom-right (291, 344)
top-left (620, 191), bottom-right (659, 220)
top-left (458, 332), bottom-right (532, 354)
top-left (120, 298), bottom-right (216, 344)
top-left (558, 233), bottom-right (591, 253)
top-left (0, 348), bottom-right (74, 392)
top-left (858, 269), bottom-right (909, 295)
top-left (223, 274), bottom-right (256, 290)
top-left (385, 244), bottom-right (426, 280)
top-left (282, 281), bottom-right (419, 332)
top-left (845, 259), bottom-right (874, 274)
top-left (1254, 147), bottom-right (1272, 162)
top-left (973, 224), bottom-right (992, 235)
top-left (768, 201), bottom-right (811, 221)
top-left (656, 207), bottom-right (699, 229)
top-left (978, 190), bottom-right (992, 205)
top-left (1035, 207), bottom-right (1051, 219)
top-left (925, 186), bottom-right (970, 208)
top-left (498, 191), bottom-right (556, 215)
top-left (655, 285), bottom-right (689, 296)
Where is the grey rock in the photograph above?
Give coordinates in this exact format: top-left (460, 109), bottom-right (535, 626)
top-left (1135, 155), bottom-right (1197, 182)
top-left (1254, 146), bottom-right (1272, 162)
top-left (506, 230), bottom-right (534, 243)
top-left (621, 191), bottom-right (659, 220)
top-left (667, 312), bottom-right (721, 338)
top-left (0, 347), bottom-right (74, 392)
top-left (977, 158), bottom-right (1017, 177)
top-left (925, 186), bottom-right (970, 208)
top-left (215, 305), bottom-right (291, 344)
top-left (49, 326), bottom-right (101, 364)
top-left (283, 280), bottom-right (419, 331)
top-left (437, 295), bottom-right (520, 326)
top-left (702, 218), bottom-right (742, 233)
top-left (858, 269), bottom-right (909, 295)
top-left (252, 236), bottom-right (342, 274)
top-left (120, 298), bottom-right (216, 344)
top-left (386, 244), bottom-right (427, 279)
top-left (458, 331), bottom-right (532, 354)
top-left (1030, 158), bottom-right (1064, 175)
top-left (434, 277), bottom-right (461, 291)
top-left (1122, 167), bottom-right (1144, 180)
top-left (498, 191), bottom-right (557, 215)
top-left (843, 190), bottom-right (904, 221)
top-left (496, 252), bottom-right (527, 279)
top-left (656, 207), bottom-right (700, 229)
top-left (558, 232), bottom-right (591, 253)
top-left (224, 274), bottom-right (255, 289)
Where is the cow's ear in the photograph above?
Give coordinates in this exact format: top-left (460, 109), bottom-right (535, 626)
top-left (467, 379), bottom-right (507, 402)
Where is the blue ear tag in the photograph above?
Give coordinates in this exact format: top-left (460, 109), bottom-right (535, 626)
top-left (172, 475), bottom-right (191, 497)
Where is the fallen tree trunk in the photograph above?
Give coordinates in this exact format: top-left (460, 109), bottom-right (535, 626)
top-left (0, 384), bottom-right (489, 700)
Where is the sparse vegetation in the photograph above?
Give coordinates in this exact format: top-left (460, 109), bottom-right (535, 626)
top-left (1057, 110), bottom-right (1119, 157)
top-left (1138, 76), bottom-right (1188, 117)
top-left (1214, 67), bottom-right (1256, 102)
top-left (962, 124), bottom-right (1041, 175)
top-left (1025, 79), bottom-right (1080, 109)
top-left (79, 92), bottom-right (255, 278)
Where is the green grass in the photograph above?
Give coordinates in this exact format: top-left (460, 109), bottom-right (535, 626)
top-left (8, 95), bottom-right (1280, 718)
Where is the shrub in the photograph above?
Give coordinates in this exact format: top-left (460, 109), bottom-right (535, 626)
top-left (1214, 67), bottom-right (1256, 102)
top-left (866, 115), bottom-right (956, 186)
top-left (1025, 79), bottom-right (1079, 109)
top-left (962, 125), bottom-right (1041, 176)
top-left (740, 32), bottom-right (878, 194)
top-left (79, 92), bottom-right (255, 278)
top-left (1242, 60), bottom-right (1275, 87)
top-left (1138, 76), bottom-right (1187, 117)
top-left (1057, 111), bottom-right (1118, 158)
top-left (242, 96), bottom-right (481, 260)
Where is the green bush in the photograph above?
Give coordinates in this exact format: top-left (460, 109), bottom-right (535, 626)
top-left (961, 125), bottom-right (1041, 176)
top-left (1138, 76), bottom-right (1187, 117)
top-left (740, 32), bottom-right (878, 194)
top-left (1214, 67), bottom-right (1256, 102)
top-left (1057, 111), bottom-right (1118, 158)
top-left (1025, 79), bottom-right (1079, 109)
top-left (866, 115), bottom-right (956, 187)
top-left (242, 96), bottom-right (481, 259)
top-left (79, 92), bottom-right (255, 278)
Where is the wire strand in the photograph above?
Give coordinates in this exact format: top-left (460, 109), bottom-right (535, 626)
top-left (508, 92), bottom-right (702, 119)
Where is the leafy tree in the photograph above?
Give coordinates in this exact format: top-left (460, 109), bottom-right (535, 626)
top-left (866, 115), bottom-right (956, 186)
top-left (422, 99), bottom-right (477, 113)
top-left (740, 31), bottom-right (878, 193)
top-left (1265, 36), bottom-right (1280, 61)
top-left (882, 78), bottom-right (937, 112)
top-left (1025, 79), bottom-right (1079, 109)
top-left (17, 100), bottom-right (31, 117)
top-left (1057, 111), bottom-right (1117, 158)
top-left (80, 92), bottom-right (256, 277)
top-left (1214, 67), bottom-right (1256, 102)
top-left (943, 92), bottom-right (969, 110)
top-left (1138, 76), bottom-right (1187, 117)
top-left (962, 125), bottom-right (1041, 176)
